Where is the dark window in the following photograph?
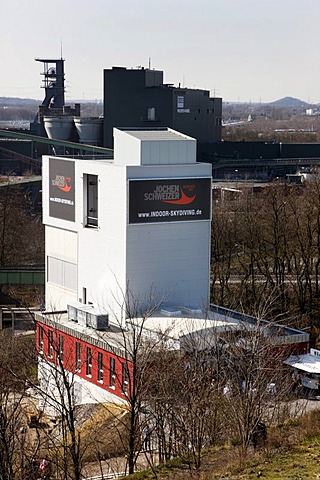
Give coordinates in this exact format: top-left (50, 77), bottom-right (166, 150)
top-left (98, 352), bottom-right (104, 382)
top-left (122, 363), bottom-right (129, 393)
top-left (76, 342), bottom-right (81, 371)
top-left (109, 357), bottom-right (116, 387)
top-left (48, 330), bottom-right (53, 358)
top-left (82, 287), bottom-right (87, 304)
top-left (85, 174), bottom-right (98, 227)
top-left (147, 107), bottom-right (156, 121)
top-left (59, 335), bottom-right (64, 363)
top-left (39, 326), bottom-right (44, 352)
top-left (86, 347), bottom-right (92, 376)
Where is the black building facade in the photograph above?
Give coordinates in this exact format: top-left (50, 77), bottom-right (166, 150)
top-left (103, 67), bottom-right (222, 148)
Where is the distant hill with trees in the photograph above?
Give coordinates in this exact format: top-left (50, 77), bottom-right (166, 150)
top-left (270, 96), bottom-right (312, 108)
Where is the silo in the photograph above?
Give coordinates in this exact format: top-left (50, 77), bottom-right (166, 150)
top-left (43, 116), bottom-right (75, 141)
top-left (74, 117), bottom-right (103, 145)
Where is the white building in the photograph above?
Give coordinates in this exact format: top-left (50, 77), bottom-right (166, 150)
top-left (37, 128), bottom-right (309, 410)
top-left (43, 127), bottom-right (212, 320)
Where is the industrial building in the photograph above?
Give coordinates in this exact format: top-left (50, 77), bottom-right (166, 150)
top-left (37, 126), bottom-right (212, 409)
top-left (2, 58), bottom-right (320, 182)
top-left (103, 67), bottom-right (222, 148)
top-left (35, 127), bottom-right (309, 410)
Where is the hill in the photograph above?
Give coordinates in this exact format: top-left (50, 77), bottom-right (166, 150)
top-left (270, 96), bottom-right (310, 108)
top-left (125, 407), bottom-right (320, 479)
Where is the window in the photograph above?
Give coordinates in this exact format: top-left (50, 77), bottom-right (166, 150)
top-left (98, 352), bottom-right (104, 382)
top-left (122, 362), bottom-right (129, 394)
top-left (76, 342), bottom-right (81, 371)
top-left (59, 335), bottom-right (64, 363)
top-left (47, 256), bottom-right (77, 291)
top-left (48, 330), bottom-right (53, 358)
top-left (82, 287), bottom-right (87, 304)
top-left (109, 357), bottom-right (116, 387)
top-left (39, 326), bottom-right (44, 352)
top-left (147, 107), bottom-right (156, 121)
top-left (84, 174), bottom-right (98, 227)
top-left (86, 347), bottom-right (92, 376)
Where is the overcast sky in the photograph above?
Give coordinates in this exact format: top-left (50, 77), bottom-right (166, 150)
top-left (1, 0), bottom-right (319, 103)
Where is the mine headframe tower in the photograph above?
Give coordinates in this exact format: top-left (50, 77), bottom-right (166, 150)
top-left (35, 58), bottom-right (65, 109)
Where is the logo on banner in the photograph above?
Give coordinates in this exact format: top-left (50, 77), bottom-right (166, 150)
top-left (144, 183), bottom-right (196, 205)
top-left (52, 175), bottom-right (72, 193)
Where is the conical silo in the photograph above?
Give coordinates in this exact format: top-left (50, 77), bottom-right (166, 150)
top-left (74, 117), bottom-right (103, 145)
top-left (43, 116), bottom-right (75, 141)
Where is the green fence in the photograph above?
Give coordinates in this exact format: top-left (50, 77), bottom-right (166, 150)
top-left (0, 269), bottom-right (45, 285)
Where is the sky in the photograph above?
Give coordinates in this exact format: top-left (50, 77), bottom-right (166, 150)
top-left (1, 0), bottom-right (320, 103)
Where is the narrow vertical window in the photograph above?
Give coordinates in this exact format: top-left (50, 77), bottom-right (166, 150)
top-left (86, 347), bottom-right (92, 376)
top-left (98, 352), bottom-right (104, 382)
top-left (59, 335), bottom-right (64, 363)
top-left (82, 287), bottom-right (87, 304)
top-left (76, 342), bottom-right (81, 371)
top-left (48, 330), bottom-right (53, 358)
top-left (147, 107), bottom-right (156, 121)
top-left (109, 357), bottom-right (116, 387)
top-left (122, 362), bottom-right (129, 394)
top-left (84, 174), bottom-right (98, 227)
top-left (39, 326), bottom-right (44, 352)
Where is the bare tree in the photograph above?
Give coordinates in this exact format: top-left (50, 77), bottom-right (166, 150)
top-left (0, 330), bottom-right (38, 480)
top-left (102, 287), bottom-right (169, 475)
top-left (219, 318), bottom-right (294, 461)
top-left (32, 313), bottom-right (89, 480)
top-left (0, 181), bottom-right (44, 267)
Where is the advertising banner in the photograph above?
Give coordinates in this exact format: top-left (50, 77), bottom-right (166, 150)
top-left (49, 158), bottom-right (75, 222)
top-left (129, 177), bottom-right (211, 224)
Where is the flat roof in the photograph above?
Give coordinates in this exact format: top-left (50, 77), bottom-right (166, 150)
top-left (120, 128), bottom-right (193, 142)
top-left (129, 311), bottom-right (243, 341)
top-left (36, 303), bottom-right (309, 357)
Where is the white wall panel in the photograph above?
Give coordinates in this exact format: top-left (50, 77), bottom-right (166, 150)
top-left (114, 129), bottom-right (141, 166)
top-left (46, 226), bottom-right (77, 263)
top-left (126, 221), bottom-right (211, 310)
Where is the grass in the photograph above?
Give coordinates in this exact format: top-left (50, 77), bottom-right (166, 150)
top-left (122, 410), bottom-right (320, 480)
top-left (240, 436), bottom-right (320, 479)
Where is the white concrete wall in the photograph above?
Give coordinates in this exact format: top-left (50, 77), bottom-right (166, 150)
top-left (38, 359), bottom-right (126, 416)
top-left (43, 156), bottom-right (128, 321)
top-left (126, 221), bottom-right (211, 309)
top-left (45, 226), bottom-right (78, 310)
top-left (76, 164), bottom-right (127, 322)
top-left (114, 129), bottom-right (141, 166)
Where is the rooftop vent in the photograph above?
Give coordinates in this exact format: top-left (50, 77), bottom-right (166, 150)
top-left (67, 303), bottom-right (108, 331)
